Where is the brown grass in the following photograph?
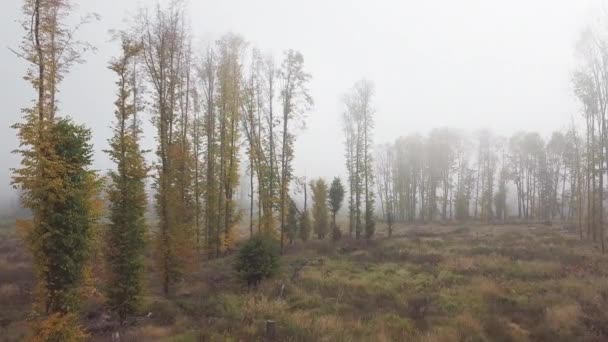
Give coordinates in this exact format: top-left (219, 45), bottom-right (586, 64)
top-left (3, 223), bottom-right (608, 341)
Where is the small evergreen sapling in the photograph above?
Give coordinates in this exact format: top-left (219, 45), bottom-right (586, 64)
top-left (235, 234), bottom-right (280, 287)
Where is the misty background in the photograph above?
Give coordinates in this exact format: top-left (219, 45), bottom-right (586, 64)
top-left (0, 0), bottom-right (602, 212)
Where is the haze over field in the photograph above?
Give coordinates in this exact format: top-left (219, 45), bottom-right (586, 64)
top-left (9, 0), bottom-right (608, 341)
top-left (0, 0), bottom-right (602, 209)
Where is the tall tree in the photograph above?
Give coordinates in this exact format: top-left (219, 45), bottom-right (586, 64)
top-left (573, 26), bottom-right (608, 251)
top-left (296, 176), bottom-right (311, 241)
top-left (105, 36), bottom-right (148, 325)
top-left (343, 112), bottom-right (356, 236)
top-left (278, 50), bottom-right (312, 253)
top-left (375, 144), bottom-right (396, 236)
top-left (311, 178), bottom-right (329, 240)
top-left (328, 177), bottom-right (345, 240)
top-left (199, 46), bottom-right (218, 256)
top-left (215, 34), bottom-right (246, 252)
top-left (12, 0), bottom-right (97, 336)
top-left (139, 2), bottom-right (192, 294)
top-left (343, 80), bottom-right (375, 238)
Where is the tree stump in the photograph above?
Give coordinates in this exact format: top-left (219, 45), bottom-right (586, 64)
top-left (266, 320), bottom-right (276, 340)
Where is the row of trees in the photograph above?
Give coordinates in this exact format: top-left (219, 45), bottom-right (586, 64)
top-left (374, 129), bottom-right (582, 230)
top-left (572, 24), bottom-right (608, 253)
top-left (285, 177), bottom-right (346, 243)
top-left (125, 0), bottom-right (317, 296)
top-left (11, 0), bottom-right (321, 337)
top-left (15, 1), bottom-right (608, 339)
top-left (370, 21), bottom-right (608, 257)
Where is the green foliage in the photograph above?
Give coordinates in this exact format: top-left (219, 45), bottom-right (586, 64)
top-left (328, 177), bottom-right (345, 240)
top-left (140, 4), bottom-right (198, 294)
top-left (235, 234), bottom-right (280, 287)
top-left (105, 36), bottom-right (148, 324)
top-left (328, 177), bottom-right (345, 216)
top-left (15, 118), bottom-right (99, 314)
top-left (311, 178), bottom-right (329, 239)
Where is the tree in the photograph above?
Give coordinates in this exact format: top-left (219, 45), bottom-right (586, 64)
top-left (494, 169), bottom-right (508, 223)
top-left (375, 144), bottom-right (396, 236)
top-left (235, 234), bottom-right (279, 288)
top-left (199, 46), bottom-right (218, 256)
top-left (328, 177), bottom-right (345, 240)
top-left (12, 0), bottom-right (97, 336)
top-left (311, 178), bottom-right (329, 239)
top-left (264, 55), bottom-right (278, 233)
top-left (343, 80), bottom-right (376, 239)
top-left (215, 34), bottom-right (246, 252)
top-left (139, 1), bottom-right (193, 294)
top-left (475, 130), bottom-right (496, 223)
top-left (343, 111), bottom-right (356, 236)
top-left (393, 134), bottom-right (425, 222)
top-left (278, 50), bottom-right (312, 253)
top-left (296, 176), bottom-right (311, 241)
top-left (241, 49), bottom-right (262, 237)
top-left (17, 118), bottom-right (99, 328)
top-left (105, 35), bottom-right (148, 325)
top-left (191, 74), bottom-right (204, 250)
top-left (572, 26), bottom-right (608, 251)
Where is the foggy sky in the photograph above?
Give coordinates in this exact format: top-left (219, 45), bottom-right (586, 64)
top-left (0, 0), bottom-right (602, 206)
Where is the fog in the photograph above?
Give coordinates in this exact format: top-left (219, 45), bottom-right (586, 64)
top-left (0, 0), bottom-right (602, 210)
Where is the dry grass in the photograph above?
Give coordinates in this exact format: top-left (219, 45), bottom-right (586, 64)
top-left (2, 222), bottom-right (608, 341)
top-left (545, 304), bottom-right (582, 332)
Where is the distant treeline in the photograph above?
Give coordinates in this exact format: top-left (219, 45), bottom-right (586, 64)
top-left (375, 129), bottom-right (580, 228)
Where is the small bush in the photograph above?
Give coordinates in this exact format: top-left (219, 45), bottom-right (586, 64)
top-left (33, 313), bottom-right (88, 342)
top-left (332, 224), bottom-right (342, 241)
top-left (235, 234), bottom-right (280, 287)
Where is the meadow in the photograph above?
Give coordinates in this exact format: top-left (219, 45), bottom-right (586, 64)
top-left (2, 222), bottom-right (608, 341)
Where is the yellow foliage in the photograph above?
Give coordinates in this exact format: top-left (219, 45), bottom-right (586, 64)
top-left (32, 313), bottom-right (88, 342)
top-left (15, 219), bottom-right (33, 241)
top-left (223, 225), bottom-right (238, 252)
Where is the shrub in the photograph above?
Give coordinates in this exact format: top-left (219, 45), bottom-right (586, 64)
top-left (332, 224), bottom-right (342, 241)
top-left (33, 313), bottom-right (88, 342)
top-left (235, 234), bottom-right (280, 287)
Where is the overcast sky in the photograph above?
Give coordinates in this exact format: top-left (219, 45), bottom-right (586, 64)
top-left (0, 0), bottom-right (603, 205)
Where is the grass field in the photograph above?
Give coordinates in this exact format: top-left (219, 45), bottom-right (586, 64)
top-left (2, 222), bottom-right (608, 341)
